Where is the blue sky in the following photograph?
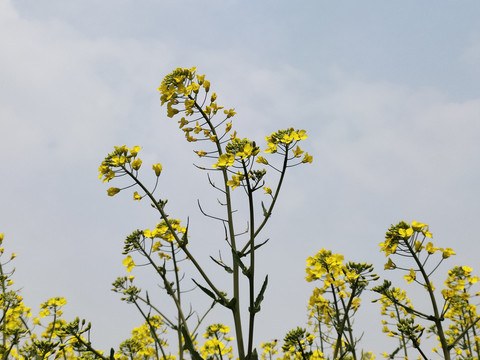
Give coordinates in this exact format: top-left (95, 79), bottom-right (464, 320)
top-left (1, 0), bottom-right (480, 354)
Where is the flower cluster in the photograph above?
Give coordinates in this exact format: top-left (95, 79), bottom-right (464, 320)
top-left (0, 236), bottom-right (104, 359)
top-left (259, 340), bottom-right (278, 360)
top-left (372, 280), bottom-right (416, 341)
top-left (280, 327), bottom-right (320, 360)
top-left (115, 316), bottom-right (170, 360)
top-left (438, 265), bottom-right (480, 356)
top-left (98, 145), bottom-right (163, 200)
top-left (379, 221), bottom-right (456, 289)
top-left (157, 67), bottom-right (313, 195)
top-left (265, 128), bottom-right (310, 158)
top-left (200, 324), bottom-right (234, 360)
top-left (120, 219), bottom-right (187, 274)
top-left (305, 249), bottom-right (377, 359)
top-left (158, 67), bottom-right (235, 144)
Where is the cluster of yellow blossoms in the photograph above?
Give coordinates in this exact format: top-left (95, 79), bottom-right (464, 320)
top-left (115, 316), bottom-right (170, 360)
top-left (305, 249), bottom-right (377, 359)
top-left (121, 219), bottom-right (187, 273)
top-left (200, 324), bottom-right (234, 360)
top-left (98, 145), bottom-right (162, 199)
top-left (156, 67), bottom-right (313, 194)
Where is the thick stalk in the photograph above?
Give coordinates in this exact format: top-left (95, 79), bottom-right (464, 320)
top-left (171, 242), bottom-right (184, 360)
top-left (330, 283), bottom-right (344, 359)
top-left (242, 159), bottom-right (256, 358)
top-left (193, 100), bottom-right (245, 359)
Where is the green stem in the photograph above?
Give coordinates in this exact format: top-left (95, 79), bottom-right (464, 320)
top-left (123, 167), bottom-right (227, 305)
top-left (136, 240), bottom-right (192, 337)
top-left (242, 159), bottom-right (256, 359)
top-left (193, 99), bottom-right (245, 360)
top-left (171, 242), bottom-right (184, 360)
top-left (241, 145), bottom-right (290, 255)
top-left (392, 302), bottom-right (408, 358)
top-left (404, 236), bottom-right (450, 360)
top-left (330, 283), bottom-right (344, 359)
top-left (133, 300), bottom-right (166, 360)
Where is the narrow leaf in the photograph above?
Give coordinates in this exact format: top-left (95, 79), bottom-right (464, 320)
top-left (210, 256), bottom-right (233, 274)
top-left (192, 278), bottom-right (217, 302)
top-left (261, 201), bottom-right (268, 217)
top-left (232, 249), bottom-right (248, 272)
top-left (243, 239), bottom-right (269, 256)
top-left (253, 275), bottom-right (268, 313)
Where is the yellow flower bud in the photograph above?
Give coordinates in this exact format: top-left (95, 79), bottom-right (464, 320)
top-left (107, 187), bottom-right (121, 196)
top-left (152, 163), bottom-right (163, 176)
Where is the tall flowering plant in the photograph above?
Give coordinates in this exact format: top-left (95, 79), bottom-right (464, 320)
top-left (98, 67), bottom-right (312, 360)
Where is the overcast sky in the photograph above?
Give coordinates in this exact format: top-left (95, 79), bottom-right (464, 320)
top-left (1, 0), bottom-right (480, 355)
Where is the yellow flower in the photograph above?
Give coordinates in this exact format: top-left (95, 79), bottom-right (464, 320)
top-left (212, 153), bottom-right (235, 168)
top-left (302, 153), bottom-right (313, 163)
top-left (167, 102), bottom-right (179, 118)
top-left (224, 109), bottom-right (236, 118)
top-left (39, 309), bottom-right (50, 318)
top-left (384, 258), bottom-right (396, 270)
top-left (131, 158), bottom-right (142, 170)
top-left (107, 187), bottom-right (121, 196)
top-left (130, 146), bottom-right (142, 156)
top-left (426, 242), bottom-right (437, 254)
top-left (188, 82), bottom-right (200, 93)
top-left (414, 240), bottom-right (424, 252)
top-left (263, 187), bottom-right (272, 194)
top-left (404, 269), bottom-right (416, 284)
top-left (265, 142), bottom-right (277, 154)
top-left (442, 248), bottom-right (456, 259)
top-left (153, 163), bottom-right (163, 176)
top-left (292, 145), bottom-right (304, 158)
top-left (227, 174), bottom-right (244, 190)
top-left (133, 192), bottom-right (142, 201)
top-left (178, 117), bottom-right (188, 128)
top-left (411, 221), bottom-right (427, 231)
top-left (122, 255), bottom-right (136, 273)
top-left (203, 80), bottom-right (210, 92)
top-left (256, 156), bottom-right (268, 165)
top-left (398, 227), bottom-right (413, 239)
top-left (111, 155), bottom-right (127, 166)
top-left (293, 129), bottom-right (308, 140)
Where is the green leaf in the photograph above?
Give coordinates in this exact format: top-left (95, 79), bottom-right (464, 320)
top-left (210, 256), bottom-right (233, 274)
top-left (261, 201), bottom-right (268, 217)
top-left (180, 218), bottom-right (189, 246)
top-left (242, 239), bottom-right (269, 256)
top-left (252, 275), bottom-right (268, 313)
top-left (192, 279), bottom-right (217, 302)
